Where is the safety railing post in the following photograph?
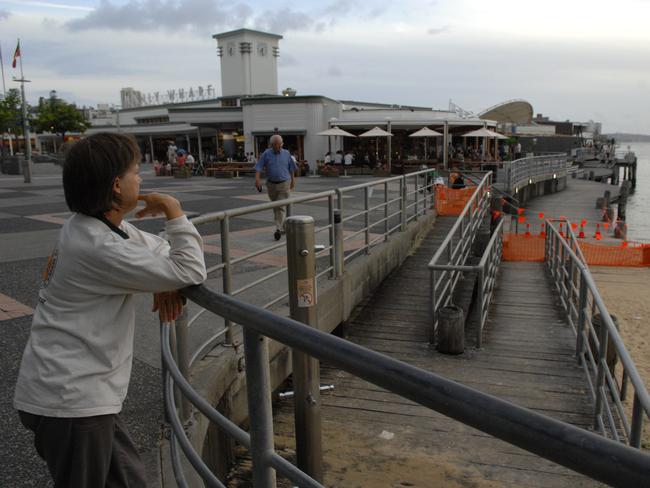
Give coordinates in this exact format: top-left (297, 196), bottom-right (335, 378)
top-left (384, 181), bottom-right (389, 241)
top-left (400, 178), bottom-right (407, 231)
top-left (576, 269), bottom-right (588, 365)
top-left (476, 266), bottom-right (485, 348)
top-left (242, 326), bottom-right (276, 488)
top-left (414, 175), bottom-right (419, 220)
top-left (630, 393), bottom-right (644, 448)
top-left (285, 216), bottom-right (324, 482)
top-left (593, 320), bottom-right (609, 432)
top-left (328, 194), bottom-right (335, 278)
top-left (221, 217), bottom-right (235, 346)
top-left (174, 306), bottom-right (192, 423)
top-left (429, 268), bottom-right (436, 345)
top-left (364, 186), bottom-right (370, 254)
top-left (333, 209), bottom-right (344, 278)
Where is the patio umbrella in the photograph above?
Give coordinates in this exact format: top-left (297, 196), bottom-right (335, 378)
top-left (359, 126), bottom-right (393, 165)
top-left (316, 126), bottom-right (357, 156)
top-left (461, 127), bottom-right (503, 161)
top-left (461, 127), bottom-right (494, 138)
top-left (316, 126), bottom-right (356, 137)
top-left (409, 127), bottom-right (443, 159)
top-left (486, 129), bottom-right (508, 140)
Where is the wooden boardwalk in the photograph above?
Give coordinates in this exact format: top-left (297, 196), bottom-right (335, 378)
top-left (265, 221), bottom-right (604, 488)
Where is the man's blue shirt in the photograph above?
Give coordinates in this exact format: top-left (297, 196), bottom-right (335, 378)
top-left (254, 148), bottom-right (298, 182)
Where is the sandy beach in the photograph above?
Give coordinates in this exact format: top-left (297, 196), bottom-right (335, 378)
top-left (590, 266), bottom-right (650, 447)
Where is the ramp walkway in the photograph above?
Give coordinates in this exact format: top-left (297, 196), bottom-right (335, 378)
top-left (162, 168), bottom-right (650, 488)
top-left (267, 225), bottom-right (601, 487)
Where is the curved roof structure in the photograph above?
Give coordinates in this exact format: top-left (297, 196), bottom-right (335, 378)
top-left (478, 99), bottom-right (533, 124)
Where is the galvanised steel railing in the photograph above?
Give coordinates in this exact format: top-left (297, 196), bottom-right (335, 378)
top-left (428, 217), bottom-right (504, 348)
top-left (495, 153), bottom-right (568, 194)
top-left (545, 220), bottom-right (650, 447)
top-left (427, 172), bottom-right (492, 342)
top-left (186, 169), bottom-right (436, 365)
top-left (163, 284), bottom-right (650, 488)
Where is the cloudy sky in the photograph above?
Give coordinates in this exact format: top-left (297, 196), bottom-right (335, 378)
top-left (0, 0), bottom-right (649, 133)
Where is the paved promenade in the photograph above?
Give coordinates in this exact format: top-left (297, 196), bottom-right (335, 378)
top-left (0, 162), bottom-right (374, 487)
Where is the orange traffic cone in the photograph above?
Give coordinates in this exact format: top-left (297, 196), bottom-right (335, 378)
top-left (594, 223), bottom-right (602, 240)
top-left (578, 225), bottom-right (585, 238)
top-left (559, 222), bottom-right (565, 238)
top-left (525, 223), bottom-right (531, 237)
top-left (540, 223), bottom-right (546, 237)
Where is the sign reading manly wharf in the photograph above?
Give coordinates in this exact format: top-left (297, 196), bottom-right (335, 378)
top-left (121, 84), bottom-right (218, 108)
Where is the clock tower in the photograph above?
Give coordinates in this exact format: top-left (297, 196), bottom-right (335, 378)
top-left (213, 28), bottom-right (282, 98)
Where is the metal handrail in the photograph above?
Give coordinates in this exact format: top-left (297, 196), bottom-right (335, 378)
top-left (494, 153), bottom-right (567, 193)
top-left (185, 169), bottom-right (436, 365)
top-left (508, 153), bottom-right (567, 192)
top-left (427, 172), bottom-right (492, 339)
top-left (427, 217), bottom-right (504, 348)
top-left (545, 220), bottom-right (650, 447)
top-left (166, 284), bottom-right (650, 488)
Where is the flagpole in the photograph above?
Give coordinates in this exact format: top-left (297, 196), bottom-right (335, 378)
top-left (13, 38), bottom-right (32, 183)
top-left (18, 38), bottom-right (24, 80)
top-left (0, 42), bottom-right (6, 97)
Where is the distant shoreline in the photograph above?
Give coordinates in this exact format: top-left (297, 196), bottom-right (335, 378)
top-left (603, 133), bottom-right (650, 143)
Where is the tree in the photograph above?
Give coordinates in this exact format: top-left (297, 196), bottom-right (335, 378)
top-left (0, 89), bottom-right (23, 156)
top-left (32, 90), bottom-right (90, 141)
top-left (0, 88), bottom-right (23, 133)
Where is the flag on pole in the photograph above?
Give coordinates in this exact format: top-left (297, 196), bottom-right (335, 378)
top-left (12, 40), bottom-right (20, 69)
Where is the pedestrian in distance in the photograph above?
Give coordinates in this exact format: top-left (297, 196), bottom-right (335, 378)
top-left (13, 133), bottom-right (207, 488)
top-left (254, 134), bottom-right (298, 240)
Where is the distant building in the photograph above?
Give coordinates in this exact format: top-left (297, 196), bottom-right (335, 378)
top-left (86, 28), bottom-right (561, 165)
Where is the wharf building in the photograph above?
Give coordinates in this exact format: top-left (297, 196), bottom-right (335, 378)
top-left (84, 28), bottom-right (589, 165)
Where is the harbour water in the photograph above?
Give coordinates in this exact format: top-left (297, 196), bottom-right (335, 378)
top-left (619, 142), bottom-right (650, 242)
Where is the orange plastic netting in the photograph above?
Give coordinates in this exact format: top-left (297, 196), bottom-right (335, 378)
top-left (502, 234), bottom-right (545, 262)
top-left (434, 186), bottom-right (477, 216)
top-left (502, 233), bottom-right (650, 267)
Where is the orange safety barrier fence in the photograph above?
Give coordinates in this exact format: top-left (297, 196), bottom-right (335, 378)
top-left (502, 232), bottom-right (650, 267)
top-left (502, 234), bottom-right (545, 262)
top-left (579, 241), bottom-right (650, 267)
top-left (434, 186), bottom-right (477, 216)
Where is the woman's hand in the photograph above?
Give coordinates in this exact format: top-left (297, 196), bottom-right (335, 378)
top-left (136, 193), bottom-right (183, 220)
top-left (152, 290), bottom-right (185, 322)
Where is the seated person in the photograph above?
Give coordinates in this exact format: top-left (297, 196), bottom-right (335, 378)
top-left (451, 173), bottom-right (465, 189)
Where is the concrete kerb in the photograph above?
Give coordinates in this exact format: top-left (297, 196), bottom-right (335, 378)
top-left (160, 209), bottom-right (437, 486)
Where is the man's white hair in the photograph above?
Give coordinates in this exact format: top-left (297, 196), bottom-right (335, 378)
top-left (270, 134), bottom-right (283, 145)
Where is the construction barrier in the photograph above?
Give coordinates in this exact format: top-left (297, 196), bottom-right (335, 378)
top-left (502, 234), bottom-right (545, 262)
top-left (579, 241), bottom-right (650, 267)
top-left (502, 232), bottom-right (650, 267)
top-left (434, 186), bottom-right (477, 216)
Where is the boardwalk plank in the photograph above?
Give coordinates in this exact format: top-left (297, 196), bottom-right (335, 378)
top-left (266, 222), bottom-right (603, 487)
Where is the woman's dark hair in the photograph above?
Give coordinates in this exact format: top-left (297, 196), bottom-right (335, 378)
top-left (63, 133), bottom-right (141, 216)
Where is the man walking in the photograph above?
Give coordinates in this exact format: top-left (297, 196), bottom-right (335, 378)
top-left (255, 134), bottom-right (298, 240)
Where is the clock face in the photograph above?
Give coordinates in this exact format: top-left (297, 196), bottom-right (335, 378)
top-left (227, 43), bottom-right (235, 56)
top-left (257, 43), bottom-right (267, 56)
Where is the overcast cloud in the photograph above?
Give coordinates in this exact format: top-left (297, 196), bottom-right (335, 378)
top-left (0, 0), bottom-right (649, 134)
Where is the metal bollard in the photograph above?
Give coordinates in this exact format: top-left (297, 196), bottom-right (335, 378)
top-left (286, 216), bottom-right (324, 483)
top-left (333, 209), bottom-right (344, 278)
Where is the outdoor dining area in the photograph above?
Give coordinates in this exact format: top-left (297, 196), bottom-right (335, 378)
top-left (316, 123), bottom-right (514, 175)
